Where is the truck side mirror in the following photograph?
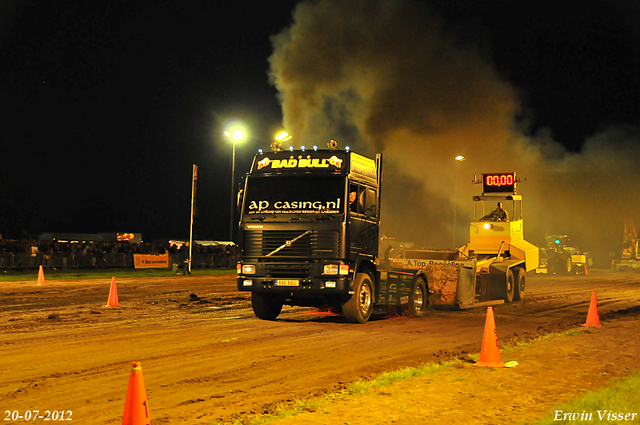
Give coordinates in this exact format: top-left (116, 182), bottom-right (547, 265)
top-left (236, 189), bottom-right (243, 212)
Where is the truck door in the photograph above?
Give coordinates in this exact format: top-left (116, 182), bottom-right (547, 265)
top-left (348, 183), bottom-right (379, 256)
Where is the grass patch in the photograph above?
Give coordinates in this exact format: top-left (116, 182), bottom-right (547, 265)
top-left (222, 329), bottom-right (599, 425)
top-left (0, 268), bottom-right (235, 281)
top-left (346, 361), bottom-right (454, 396)
top-left (529, 369), bottom-right (640, 425)
top-left (223, 361), bottom-right (458, 425)
top-left (508, 328), bottom-right (584, 349)
top-left (218, 366), bottom-right (640, 425)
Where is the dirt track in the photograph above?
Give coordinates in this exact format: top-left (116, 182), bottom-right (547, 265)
top-left (1, 270), bottom-right (640, 424)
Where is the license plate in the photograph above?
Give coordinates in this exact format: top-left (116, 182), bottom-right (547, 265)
top-left (275, 279), bottom-right (299, 287)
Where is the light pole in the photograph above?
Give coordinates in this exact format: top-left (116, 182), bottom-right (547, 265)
top-left (453, 155), bottom-right (466, 247)
top-left (224, 129), bottom-right (245, 242)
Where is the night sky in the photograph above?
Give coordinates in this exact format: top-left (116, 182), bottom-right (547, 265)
top-left (2, 0), bottom-right (639, 247)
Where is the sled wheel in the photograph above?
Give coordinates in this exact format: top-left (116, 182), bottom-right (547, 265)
top-left (513, 268), bottom-right (526, 301)
top-left (504, 269), bottom-right (515, 303)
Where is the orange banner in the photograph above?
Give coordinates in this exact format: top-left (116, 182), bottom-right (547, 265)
top-left (133, 254), bottom-right (169, 269)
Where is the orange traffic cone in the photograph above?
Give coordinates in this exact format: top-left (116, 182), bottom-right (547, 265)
top-left (105, 277), bottom-right (120, 308)
top-left (581, 290), bottom-right (602, 328)
top-left (474, 306), bottom-right (505, 368)
top-left (36, 265), bottom-right (46, 286)
top-left (584, 262), bottom-right (589, 275)
top-left (122, 362), bottom-right (151, 425)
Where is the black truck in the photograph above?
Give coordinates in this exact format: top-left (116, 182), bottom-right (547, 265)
top-left (236, 147), bottom-right (393, 323)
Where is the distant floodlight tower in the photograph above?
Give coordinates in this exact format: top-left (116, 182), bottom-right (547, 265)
top-left (224, 126), bottom-right (246, 242)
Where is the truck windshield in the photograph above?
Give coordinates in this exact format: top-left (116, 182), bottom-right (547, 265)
top-left (243, 175), bottom-right (344, 219)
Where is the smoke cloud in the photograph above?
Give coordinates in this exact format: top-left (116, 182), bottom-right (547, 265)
top-left (269, 0), bottom-right (640, 265)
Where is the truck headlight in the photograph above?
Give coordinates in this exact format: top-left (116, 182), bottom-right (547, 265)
top-left (323, 264), bottom-right (339, 275)
top-left (483, 223), bottom-right (493, 230)
top-left (242, 264), bottom-right (256, 274)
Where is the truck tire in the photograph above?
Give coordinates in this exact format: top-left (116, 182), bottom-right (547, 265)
top-left (563, 256), bottom-right (573, 275)
top-left (407, 277), bottom-right (428, 317)
top-left (342, 272), bottom-right (374, 324)
top-left (513, 268), bottom-right (525, 301)
top-left (504, 269), bottom-right (515, 303)
top-left (251, 292), bottom-right (283, 321)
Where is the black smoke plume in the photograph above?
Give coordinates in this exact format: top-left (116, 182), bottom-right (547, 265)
top-left (269, 0), bottom-right (640, 265)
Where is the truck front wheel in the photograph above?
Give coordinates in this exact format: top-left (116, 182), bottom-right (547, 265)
top-left (407, 277), bottom-right (428, 317)
top-left (251, 292), bottom-right (283, 320)
top-left (342, 273), bottom-right (374, 324)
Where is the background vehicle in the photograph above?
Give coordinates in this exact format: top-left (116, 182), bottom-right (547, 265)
top-left (613, 219), bottom-right (640, 271)
top-left (537, 235), bottom-right (592, 275)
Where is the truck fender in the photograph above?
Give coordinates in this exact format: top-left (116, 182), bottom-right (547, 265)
top-left (413, 270), bottom-right (429, 291)
top-left (351, 256), bottom-right (376, 294)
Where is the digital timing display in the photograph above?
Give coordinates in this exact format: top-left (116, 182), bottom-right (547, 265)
top-left (482, 173), bottom-right (516, 194)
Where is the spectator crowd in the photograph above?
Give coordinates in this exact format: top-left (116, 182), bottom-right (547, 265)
top-left (0, 239), bottom-right (238, 270)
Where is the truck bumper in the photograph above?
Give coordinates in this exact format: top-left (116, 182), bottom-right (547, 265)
top-left (237, 276), bottom-right (351, 294)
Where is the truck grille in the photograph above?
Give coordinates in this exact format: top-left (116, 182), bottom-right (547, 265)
top-left (243, 230), bottom-right (339, 258)
top-left (264, 263), bottom-right (311, 278)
